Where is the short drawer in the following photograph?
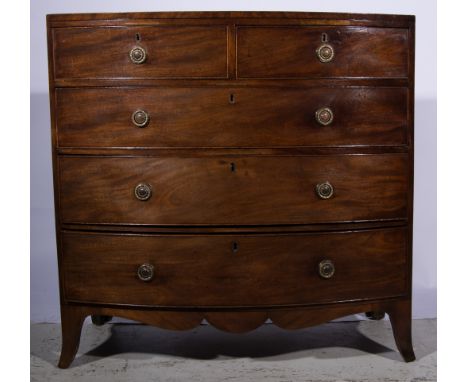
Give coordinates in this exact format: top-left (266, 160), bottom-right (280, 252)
top-left (52, 26), bottom-right (228, 79)
top-left (58, 154), bottom-right (408, 225)
top-left (237, 26), bottom-right (409, 78)
top-left (62, 228), bottom-right (408, 307)
top-left (56, 87), bottom-right (408, 148)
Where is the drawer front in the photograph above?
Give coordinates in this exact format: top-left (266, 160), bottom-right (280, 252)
top-left (237, 26), bottom-right (408, 78)
top-left (59, 154), bottom-right (408, 225)
top-left (62, 228), bottom-right (407, 307)
top-left (56, 87), bottom-right (407, 148)
top-left (52, 26), bottom-right (227, 79)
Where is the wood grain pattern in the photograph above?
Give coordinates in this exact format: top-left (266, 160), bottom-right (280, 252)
top-left (61, 228), bottom-right (407, 307)
top-left (56, 87), bottom-right (408, 148)
top-left (57, 146), bottom-right (410, 157)
top-left (58, 154), bottom-right (408, 225)
top-left (237, 26), bottom-right (408, 78)
top-left (47, 12), bottom-right (415, 24)
top-left (53, 26), bottom-right (228, 79)
top-left (57, 305), bottom-right (87, 369)
top-left (53, 78), bottom-right (410, 89)
top-left (47, 11), bottom-right (416, 367)
top-left (56, 297), bottom-right (411, 367)
top-left (387, 299), bottom-right (416, 362)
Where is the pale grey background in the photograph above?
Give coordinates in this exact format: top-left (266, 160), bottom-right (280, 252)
top-left (30, 0), bottom-right (436, 322)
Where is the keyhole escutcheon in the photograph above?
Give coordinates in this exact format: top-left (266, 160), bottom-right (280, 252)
top-left (229, 93), bottom-right (236, 104)
top-left (230, 162), bottom-right (236, 172)
top-left (231, 241), bottom-right (239, 253)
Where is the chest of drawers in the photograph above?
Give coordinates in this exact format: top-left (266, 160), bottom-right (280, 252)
top-left (47, 11), bottom-right (415, 368)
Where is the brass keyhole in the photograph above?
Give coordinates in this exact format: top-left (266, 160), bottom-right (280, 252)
top-left (231, 241), bottom-right (239, 253)
top-left (321, 33), bottom-right (328, 42)
top-left (135, 33), bottom-right (141, 41)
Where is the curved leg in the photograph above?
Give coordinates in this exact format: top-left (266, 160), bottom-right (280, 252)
top-left (91, 315), bottom-right (112, 326)
top-left (387, 299), bottom-right (416, 362)
top-left (58, 305), bottom-right (86, 369)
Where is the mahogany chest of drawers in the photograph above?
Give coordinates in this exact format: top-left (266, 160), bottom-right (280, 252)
top-left (47, 11), bottom-right (415, 368)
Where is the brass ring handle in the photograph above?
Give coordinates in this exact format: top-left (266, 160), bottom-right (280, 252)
top-left (132, 110), bottom-right (150, 128)
top-left (318, 259), bottom-right (335, 279)
top-left (316, 182), bottom-right (334, 199)
top-left (315, 107), bottom-right (334, 126)
top-left (137, 263), bottom-right (154, 282)
top-left (134, 183), bottom-right (152, 201)
top-left (129, 46), bottom-right (147, 64)
top-left (316, 43), bottom-right (334, 63)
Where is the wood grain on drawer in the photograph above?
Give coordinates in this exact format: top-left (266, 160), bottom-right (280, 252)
top-left (62, 228), bottom-right (407, 307)
top-left (56, 87), bottom-right (408, 148)
top-left (52, 26), bottom-right (228, 79)
top-left (58, 154), bottom-right (408, 225)
top-left (237, 26), bottom-right (408, 78)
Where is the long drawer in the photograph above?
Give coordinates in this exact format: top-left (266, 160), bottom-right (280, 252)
top-left (237, 26), bottom-right (409, 78)
top-left (52, 26), bottom-right (228, 79)
top-left (55, 87), bottom-right (408, 148)
top-left (58, 154), bottom-right (408, 225)
top-left (61, 228), bottom-right (408, 307)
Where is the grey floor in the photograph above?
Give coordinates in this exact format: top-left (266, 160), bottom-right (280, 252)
top-left (31, 319), bottom-right (436, 382)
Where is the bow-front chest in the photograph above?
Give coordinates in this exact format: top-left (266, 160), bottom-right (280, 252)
top-left (46, 11), bottom-right (415, 367)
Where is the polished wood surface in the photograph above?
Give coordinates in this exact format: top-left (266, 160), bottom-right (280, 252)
top-left (237, 26), bottom-right (408, 78)
top-left (58, 154), bottom-right (408, 225)
top-left (56, 298), bottom-right (413, 368)
top-left (56, 87), bottom-right (408, 148)
top-left (52, 26), bottom-right (228, 79)
top-left (47, 11), bottom-right (415, 23)
top-left (387, 299), bottom-right (416, 362)
top-left (62, 228), bottom-right (407, 306)
top-left (57, 305), bottom-right (87, 369)
top-left (47, 11), bottom-right (416, 367)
